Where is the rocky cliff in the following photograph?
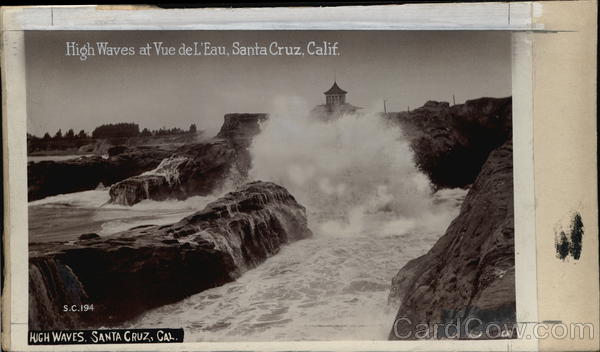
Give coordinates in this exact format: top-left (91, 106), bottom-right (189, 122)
top-left (388, 97), bottom-right (512, 189)
top-left (29, 181), bottom-right (312, 329)
top-left (388, 140), bottom-right (514, 339)
top-left (109, 113), bottom-right (267, 206)
top-left (27, 146), bottom-right (173, 201)
top-left (217, 113), bottom-right (268, 145)
top-left (108, 140), bottom-right (241, 206)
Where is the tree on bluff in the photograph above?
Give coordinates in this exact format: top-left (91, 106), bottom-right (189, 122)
top-left (92, 123), bottom-right (140, 139)
top-left (140, 128), bottom-right (152, 137)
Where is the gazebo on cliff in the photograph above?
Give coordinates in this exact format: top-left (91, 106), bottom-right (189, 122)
top-left (311, 80), bottom-right (361, 121)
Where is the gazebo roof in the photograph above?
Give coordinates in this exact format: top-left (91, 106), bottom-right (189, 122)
top-left (324, 81), bottom-right (347, 95)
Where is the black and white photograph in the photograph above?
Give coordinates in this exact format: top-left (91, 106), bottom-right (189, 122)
top-left (25, 29), bottom-right (516, 342)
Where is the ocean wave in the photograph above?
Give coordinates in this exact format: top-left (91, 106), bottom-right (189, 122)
top-left (28, 190), bottom-right (111, 208)
top-left (249, 97), bottom-right (465, 240)
top-left (29, 189), bottom-right (222, 238)
top-left (125, 234), bottom-right (433, 341)
top-left (29, 189), bottom-right (219, 211)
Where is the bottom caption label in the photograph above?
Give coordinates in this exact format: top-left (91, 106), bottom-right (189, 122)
top-left (29, 328), bottom-right (184, 345)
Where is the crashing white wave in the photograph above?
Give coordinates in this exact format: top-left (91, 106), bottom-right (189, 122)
top-left (125, 97), bottom-right (469, 341)
top-left (249, 96), bottom-right (464, 238)
top-left (140, 155), bottom-right (189, 186)
top-left (29, 189), bottom-right (111, 208)
top-left (29, 189), bottom-right (221, 237)
top-left (27, 154), bottom-right (95, 163)
top-left (31, 96), bottom-right (470, 341)
top-left (127, 233), bottom-right (440, 341)
top-left (30, 188), bottom-right (219, 211)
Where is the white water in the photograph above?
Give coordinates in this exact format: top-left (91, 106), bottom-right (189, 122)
top-left (32, 185), bottom-right (462, 340)
top-left (140, 155), bottom-right (189, 186)
top-left (124, 99), bottom-right (467, 341)
top-left (28, 189), bottom-right (220, 242)
top-left (27, 154), bottom-right (95, 163)
top-left (125, 209), bottom-right (462, 341)
top-left (29, 98), bottom-right (467, 340)
top-left (126, 235), bottom-right (411, 340)
top-left (250, 98), bottom-right (461, 236)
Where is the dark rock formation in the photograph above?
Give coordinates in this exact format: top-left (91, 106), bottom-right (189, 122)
top-left (29, 181), bottom-right (312, 329)
top-left (107, 145), bottom-right (130, 157)
top-left (217, 113), bottom-right (268, 146)
top-left (109, 113), bottom-right (267, 206)
top-left (388, 140), bottom-right (514, 339)
top-left (108, 140), bottom-right (240, 205)
top-left (387, 97), bottom-right (512, 189)
top-left (29, 258), bottom-right (90, 330)
top-left (27, 146), bottom-right (173, 201)
top-left (78, 233), bottom-right (100, 241)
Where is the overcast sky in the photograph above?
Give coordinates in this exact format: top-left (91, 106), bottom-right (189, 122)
top-left (26, 30), bottom-right (511, 137)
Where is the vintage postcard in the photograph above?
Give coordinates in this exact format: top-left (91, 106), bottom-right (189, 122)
top-left (2, 3), bottom-right (598, 352)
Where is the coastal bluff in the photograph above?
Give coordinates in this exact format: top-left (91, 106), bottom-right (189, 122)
top-left (29, 181), bottom-right (312, 329)
top-left (387, 97), bottom-right (515, 339)
top-left (108, 113), bottom-right (267, 206)
top-left (387, 97), bottom-right (512, 189)
top-left (27, 146), bottom-right (172, 201)
top-left (27, 113), bottom-right (267, 203)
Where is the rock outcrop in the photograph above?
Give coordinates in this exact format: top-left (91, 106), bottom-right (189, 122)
top-left (388, 140), bottom-right (514, 339)
top-left (109, 113), bottom-right (267, 206)
top-left (29, 181), bottom-right (312, 329)
top-left (27, 146), bottom-right (173, 201)
top-left (216, 113), bottom-right (268, 146)
top-left (387, 97), bottom-right (512, 189)
top-left (108, 140), bottom-right (240, 206)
